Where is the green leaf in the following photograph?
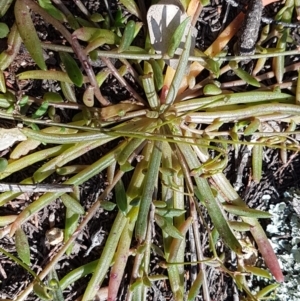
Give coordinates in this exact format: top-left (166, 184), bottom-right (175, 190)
top-left (142, 72), bottom-right (160, 110)
top-left (115, 179), bottom-right (128, 214)
top-left (203, 83), bottom-right (222, 96)
top-left (142, 276), bottom-right (152, 287)
top-left (64, 195), bottom-right (80, 255)
top-left (81, 212), bottom-right (127, 301)
top-left (118, 20), bottom-right (136, 53)
top-left (244, 118), bottom-right (260, 136)
top-left (43, 92), bottom-right (63, 103)
top-left (38, 0), bottom-right (64, 21)
top-left (0, 0), bottom-right (14, 18)
top-left (244, 265), bottom-right (272, 279)
top-left (252, 143), bottom-right (263, 183)
top-left (187, 271), bottom-right (204, 301)
top-left (119, 0), bottom-right (142, 19)
top-left (32, 101), bottom-right (49, 119)
top-left (163, 29), bottom-right (192, 108)
top-left (14, 0), bottom-right (47, 70)
top-left (155, 213), bottom-right (183, 239)
top-left (90, 13), bottom-right (104, 23)
top-left (228, 221), bottom-right (251, 231)
top-left (195, 49), bottom-right (220, 76)
top-left (155, 208), bottom-right (186, 218)
top-left (0, 158), bottom-right (8, 172)
top-left (15, 227), bottom-right (31, 265)
top-left (149, 59), bottom-right (163, 91)
top-left (223, 204), bottom-right (272, 218)
top-left (0, 22), bottom-right (9, 38)
top-left (73, 27), bottom-right (118, 43)
top-left (194, 177), bottom-right (242, 255)
top-left (48, 269), bottom-right (65, 301)
top-left (255, 283), bottom-right (280, 299)
top-left (33, 283), bottom-right (52, 301)
top-left (61, 194), bottom-right (85, 215)
top-left (229, 61), bottom-right (260, 87)
top-left (167, 17), bottom-right (191, 58)
top-left (17, 70), bottom-right (80, 84)
top-left (19, 95), bottom-right (29, 107)
top-left (135, 141), bottom-right (162, 242)
top-left (129, 197), bottom-right (140, 207)
top-left (101, 201), bottom-right (116, 211)
top-left (82, 85), bottom-right (94, 107)
top-left (59, 52), bottom-right (83, 87)
top-left (120, 162), bottom-right (135, 172)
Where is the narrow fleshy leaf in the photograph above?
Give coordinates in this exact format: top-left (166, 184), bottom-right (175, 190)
top-left (163, 30), bottom-right (192, 108)
top-left (136, 140), bottom-right (162, 242)
top-left (244, 265), bottom-right (272, 279)
top-left (203, 83), bottom-right (222, 96)
top-left (167, 17), bottom-right (191, 58)
top-left (118, 20), bottom-right (136, 53)
top-left (0, 158), bottom-right (8, 171)
top-left (81, 212), bottom-right (127, 301)
top-left (73, 27), bottom-right (118, 42)
top-left (89, 13), bottom-right (104, 22)
top-left (252, 143), bottom-right (263, 183)
top-left (155, 208), bottom-right (186, 218)
top-left (255, 283), bottom-right (280, 299)
top-left (115, 179), bottom-right (128, 214)
top-left (193, 172), bottom-right (242, 254)
top-left (17, 70), bottom-right (86, 84)
top-left (59, 52), bottom-right (83, 87)
top-left (228, 221), bottom-right (251, 231)
top-left (32, 101), bottom-right (49, 119)
top-left (223, 204), bottom-right (272, 218)
top-left (244, 118), bottom-right (260, 136)
top-left (247, 219), bottom-right (284, 282)
top-left (33, 283), bottom-right (52, 301)
top-left (0, 0), bottom-right (14, 17)
top-left (108, 207), bottom-right (138, 301)
top-left (64, 206), bottom-right (79, 255)
top-left (272, 31), bottom-right (287, 84)
top-left (82, 85), bottom-right (94, 107)
top-left (61, 193), bottom-right (84, 215)
top-left (118, 138), bottom-right (145, 166)
top-left (0, 22), bottom-right (9, 38)
top-left (187, 271), bottom-right (204, 301)
top-left (14, 0), bottom-right (47, 70)
top-left (178, 139), bottom-right (242, 254)
top-left (168, 217), bottom-right (192, 262)
top-left (15, 227), bottom-right (31, 265)
top-left (155, 213), bottom-right (183, 239)
top-left (48, 269), bottom-right (65, 301)
top-left (149, 59), bottom-right (164, 91)
top-left (43, 92), bottom-right (63, 103)
top-left (38, 0), bottom-right (64, 21)
top-left (194, 49), bottom-right (220, 77)
top-left (101, 201), bottom-right (116, 211)
top-left (0, 23), bottom-right (22, 71)
top-left (120, 0), bottom-right (142, 19)
top-left (142, 73), bottom-right (160, 110)
top-left (60, 81), bottom-right (76, 102)
top-left (229, 61), bottom-right (260, 87)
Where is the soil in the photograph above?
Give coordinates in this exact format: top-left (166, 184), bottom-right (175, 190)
top-left (0, 1), bottom-right (300, 301)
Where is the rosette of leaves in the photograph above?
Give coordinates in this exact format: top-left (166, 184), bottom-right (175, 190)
top-left (1, 0), bottom-right (299, 300)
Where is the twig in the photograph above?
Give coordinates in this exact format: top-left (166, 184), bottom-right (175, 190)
top-left (100, 57), bottom-right (147, 105)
